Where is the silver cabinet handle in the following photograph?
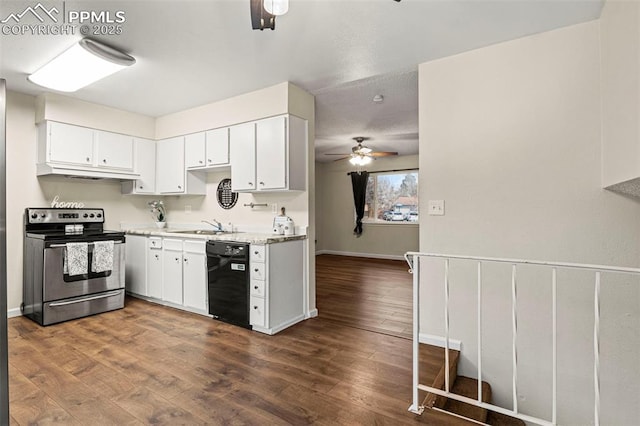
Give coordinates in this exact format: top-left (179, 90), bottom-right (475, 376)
top-left (86, 157), bottom-right (90, 162)
top-left (103, 159), bottom-right (107, 163)
top-left (155, 254), bottom-right (159, 259)
top-left (178, 185), bottom-right (182, 189)
top-left (49, 290), bottom-right (121, 307)
top-left (259, 181), bottom-right (265, 185)
top-left (199, 160), bottom-right (203, 164)
top-left (139, 185), bottom-right (144, 189)
top-left (248, 182), bottom-right (253, 186)
top-left (207, 159), bottom-right (212, 162)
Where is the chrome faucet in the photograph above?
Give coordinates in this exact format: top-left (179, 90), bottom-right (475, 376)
top-left (202, 219), bottom-right (223, 231)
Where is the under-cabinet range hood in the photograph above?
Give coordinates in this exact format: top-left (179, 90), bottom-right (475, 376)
top-left (36, 163), bottom-right (140, 180)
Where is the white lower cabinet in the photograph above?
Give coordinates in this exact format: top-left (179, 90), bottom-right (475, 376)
top-left (249, 240), bottom-right (305, 335)
top-left (182, 241), bottom-right (207, 312)
top-left (125, 235), bottom-right (207, 315)
top-left (125, 235), bottom-right (147, 296)
top-left (162, 239), bottom-right (184, 305)
top-left (147, 237), bottom-right (163, 299)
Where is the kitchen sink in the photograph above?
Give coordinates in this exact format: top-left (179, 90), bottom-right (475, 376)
top-left (168, 229), bottom-right (236, 236)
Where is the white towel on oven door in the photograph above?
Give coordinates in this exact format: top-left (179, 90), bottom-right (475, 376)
top-left (63, 243), bottom-right (88, 276)
top-left (92, 240), bottom-right (114, 273)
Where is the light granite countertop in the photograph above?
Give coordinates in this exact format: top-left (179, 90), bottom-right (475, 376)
top-left (124, 227), bottom-right (307, 244)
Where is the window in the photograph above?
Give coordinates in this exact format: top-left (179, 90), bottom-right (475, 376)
top-left (364, 170), bottom-right (419, 223)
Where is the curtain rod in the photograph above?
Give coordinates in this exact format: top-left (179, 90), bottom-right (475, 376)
top-left (347, 168), bottom-right (417, 175)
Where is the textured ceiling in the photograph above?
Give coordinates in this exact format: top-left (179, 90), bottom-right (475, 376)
top-left (0, 0), bottom-right (604, 160)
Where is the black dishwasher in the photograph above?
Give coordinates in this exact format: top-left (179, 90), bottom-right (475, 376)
top-left (206, 241), bottom-right (251, 329)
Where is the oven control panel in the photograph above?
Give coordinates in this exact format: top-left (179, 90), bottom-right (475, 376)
top-left (26, 208), bottom-right (104, 224)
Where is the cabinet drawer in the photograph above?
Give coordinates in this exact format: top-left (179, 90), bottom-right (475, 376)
top-left (148, 237), bottom-right (162, 249)
top-left (250, 245), bottom-right (266, 263)
top-left (250, 279), bottom-right (265, 297)
top-left (251, 263), bottom-right (266, 281)
top-left (183, 240), bottom-right (206, 254)
top-left (163, 238), bottom-right (183, 251)
top-left (249, 296), bottom-right (266, 327)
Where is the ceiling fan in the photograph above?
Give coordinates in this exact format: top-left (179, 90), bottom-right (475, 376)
top-left (325, 137), bottom-right (398, 165)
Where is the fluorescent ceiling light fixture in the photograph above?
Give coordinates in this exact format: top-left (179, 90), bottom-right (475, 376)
top-left (349, 155), bottom-right (372, 166)
top-left (263, 0), bottom-right (289, 16)
top-left (28, 38), bottom-right (135, 92)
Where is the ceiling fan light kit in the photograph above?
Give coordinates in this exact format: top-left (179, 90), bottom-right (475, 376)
top-left (250, 0), bottom-right (288, 30)
top-left (28, 38), bottom-right (135, 92)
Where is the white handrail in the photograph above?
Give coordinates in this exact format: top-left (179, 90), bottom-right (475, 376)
top-left (405, 252), bottom-right (640, 426)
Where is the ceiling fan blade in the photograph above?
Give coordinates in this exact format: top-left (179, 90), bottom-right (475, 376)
top-left (325, 153), bottom-right (352, 155)
top-left (332, 156), bottom-right (351, 162)
top-left (369, 152), bottom-right (398, 157)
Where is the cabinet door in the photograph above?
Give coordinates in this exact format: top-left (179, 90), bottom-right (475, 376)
top-left (162, 248), bottom-right (183, 305)
top-left (125, 235), bottom-right (147, 296)
top-left (133, 138), bottom-right (156, 194)
top-left (147, 248), bottom-right (163, 299)
top-left (157, 137), bottom-right (185, 194)
top-left (256, 116), bottom-right (287, 190)
top-left (185, 132), bottom-right (206, 169)
top-left (183, 251), bottom-right (207, 312)
top-left (230, 122), bottom-right (256, 191)
top-left (48, 122), bottom-right (94, 166)
top-left (95, 131), bottom-right (134, 170)
top-left (205, 128), bottom-right (229, 166)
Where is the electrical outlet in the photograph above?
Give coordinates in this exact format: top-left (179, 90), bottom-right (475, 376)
top-left (272, 203), bottom-right (278, 214)
top-left (184, 205), bottom-right (192, 214)
top-left (428, 200), bottom-right (445, 216)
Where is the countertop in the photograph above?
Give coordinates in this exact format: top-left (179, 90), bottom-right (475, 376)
top-left (124, 227), bottom-right (307, 244)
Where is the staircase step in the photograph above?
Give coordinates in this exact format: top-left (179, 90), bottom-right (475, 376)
top-left (443, 376), bottom-right (492, 423)
top-left (424, 348), bottom-right (460, 409)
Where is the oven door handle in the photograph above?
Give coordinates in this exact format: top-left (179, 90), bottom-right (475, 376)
top-left (49, 241), bottom-right (124, 248)
top-left (48, 290), bottom-right (122, 307)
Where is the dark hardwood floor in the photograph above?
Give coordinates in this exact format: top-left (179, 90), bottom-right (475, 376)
top-left (8, 296), bottom-right (470, 425)
top-left (316, 254), bottom-right (413, 339)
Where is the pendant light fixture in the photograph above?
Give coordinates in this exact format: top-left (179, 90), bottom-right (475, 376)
top-left (28, 38), bottom-right (135, 92)
top-left (263, 0), bottom-right (289, 16)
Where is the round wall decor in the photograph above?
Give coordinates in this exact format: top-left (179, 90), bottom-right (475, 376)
top-left (216, 178), bottom-right (238, 209)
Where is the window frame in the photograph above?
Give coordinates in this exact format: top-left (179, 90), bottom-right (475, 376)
top-left (362, 169), bottom-right (419, 225)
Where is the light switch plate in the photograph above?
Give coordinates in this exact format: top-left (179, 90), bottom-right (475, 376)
top-left (428, 200), bottom-right (445, 216)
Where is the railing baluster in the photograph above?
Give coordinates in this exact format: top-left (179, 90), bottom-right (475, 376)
top-left (552, 267), bottom-right (557, 426)
top-left (512, 264), bottom-right (518, 414)
top-left (444, 258), bottom-right (450, 393)
top-left (594, 271), bottom-right (601, 426)
top-left (477, 261), bottom-right (483, 404)
top-left (408, 254), bottom-right (422, 414)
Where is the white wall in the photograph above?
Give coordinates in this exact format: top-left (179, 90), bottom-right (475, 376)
top-left (316, 155), bottom-right (419, 259)
top-left (419, 20), bottom-right (640, 425)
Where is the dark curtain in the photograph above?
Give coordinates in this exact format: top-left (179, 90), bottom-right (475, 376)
top-left (350, 171), bottom-right (369, 236)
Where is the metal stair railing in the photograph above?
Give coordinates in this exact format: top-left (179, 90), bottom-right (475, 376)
top-left (404, 252), bottom-right (640, 426)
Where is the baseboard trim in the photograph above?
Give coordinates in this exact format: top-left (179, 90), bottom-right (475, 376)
top-left (306, 308), bottom-right (318, 319)
top-left (419, 333), bottom-right (462, 351)
top-left (315, 250), bottom-right (405, 261)
top-left (7, 307), bottom-right (22, 318)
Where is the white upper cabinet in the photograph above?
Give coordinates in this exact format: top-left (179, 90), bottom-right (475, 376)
top-left (122, 138), bottom-right (156, 195)
top-left (156, 136), bottom-right (186, 194)
top-left (185, 132), bottom-right (206, 169)
top-left (38, 121), bottom-right (138, 179)
top-left (94, 130), bottom-right (134, 170)
top-left (256, 116), bottom-right (287, 190)
top-left (205, 127), bottom-right (230, 167)
top-left (230, 122), bottom-right (257, 191)
top-left (156, 136), bottom-right (206, 195)
top-left (47, 122), bottom-right (94, 166)
top-left (230, 115), bottom-right (307, 193)
top-left (601, 1), bottom-right (640, 197)
top-left (185, 128), bottom-right (230, 170)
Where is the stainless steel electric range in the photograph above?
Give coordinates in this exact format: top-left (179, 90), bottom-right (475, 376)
top-left (22, 208), bottom-right (126, 326)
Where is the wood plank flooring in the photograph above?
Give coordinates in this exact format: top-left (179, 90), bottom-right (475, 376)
top-left (8, 297), bottom-right (471, 425)
top-left (316, 254), bottom-right (413, 339)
